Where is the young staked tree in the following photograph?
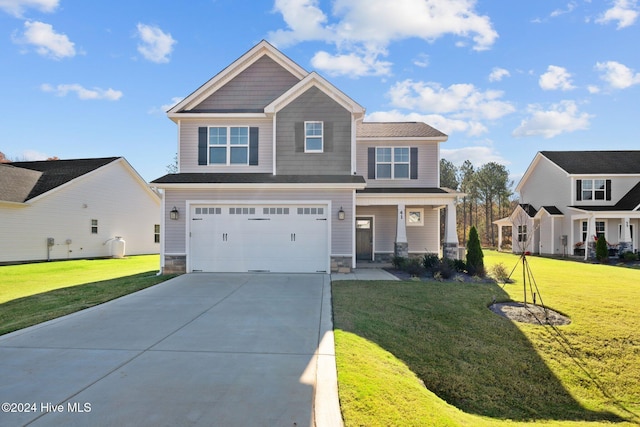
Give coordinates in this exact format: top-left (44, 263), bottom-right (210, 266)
top-left (466, 226), bottom-right (485, 276)
top-left (596, 235), bottom-right (608, 263)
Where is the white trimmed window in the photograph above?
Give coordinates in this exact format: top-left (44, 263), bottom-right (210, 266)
top-left (304, 121), bottom-right (323, 152)
top-left (154, 224), bottom-right (160, 243)
top-left (376, 147), bottom-right (410, 179)
top-left (91, 219), bottom-right (98, 234)
top-left (208, 126), bottom-right (249, 165)
top-left (518, 225), bottom-right (527, 242)
top-left (406, 208), bottom-right (424, 226)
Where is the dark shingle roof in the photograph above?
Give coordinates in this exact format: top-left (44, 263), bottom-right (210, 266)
top-left (541, 206), bottom-right (563, 215)
top-left (6, 157), bottom-right (119, 201)
top-left (0, 165), bottom-right (42, 202)
top-left (357, 187), bottom-right (449, 194)
top-left (520, 203), bottom-right (538, 217)
top-left (152, 173), bottom-right (366, 185)
top-left (615, 182), bottom-right (640, 210)
top-left (541, 151), bottom-right (640, 174)
top-left (357, 122), bottom-right (447, 138)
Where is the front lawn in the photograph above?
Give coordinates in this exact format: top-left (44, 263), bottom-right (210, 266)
top-left (0, 255), bottom-right (176, 335)
top-left (332, 251), bottom-right (640, 426)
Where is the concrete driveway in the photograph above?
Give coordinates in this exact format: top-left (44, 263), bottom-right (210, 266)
top-left (0, 273), bottom-right (341, 427)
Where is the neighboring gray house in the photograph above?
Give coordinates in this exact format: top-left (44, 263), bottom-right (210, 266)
top-left (0, 157), bottom-right (161, 263)
top-left (496, 151), bottom-right (640, 258)
top-left (152, 41), bottom-right (460, 274)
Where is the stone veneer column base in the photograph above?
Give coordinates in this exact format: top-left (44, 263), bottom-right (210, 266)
top-left (618, 241), bottom-right (634, 256)
top-left (443, 243), bottom-right (460, 260)
top-left (163, 255), bottom-right (186, 274)
top-left (331, 256), bottom-right (352, 273)
top-left (394, 242), bottom-right (409, 258)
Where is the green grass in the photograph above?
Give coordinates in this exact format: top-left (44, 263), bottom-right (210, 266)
top-left (0, 255), bottom-right (176, 335)
top-left (332, 251), bottom-right (640, 426)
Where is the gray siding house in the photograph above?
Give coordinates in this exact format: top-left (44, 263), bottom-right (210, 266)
top-left (152, 41), bottom-right (460, 274)
top-left (496, 151), bottom-right (640, 259)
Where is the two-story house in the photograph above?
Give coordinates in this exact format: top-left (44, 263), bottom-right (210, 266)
top-left (151, 41), bottom-right (460, 274)
top-left (496, 151), bottom-right (640, 259)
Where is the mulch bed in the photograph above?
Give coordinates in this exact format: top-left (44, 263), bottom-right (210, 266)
top-left (489, 302), bottom-right (571, 326)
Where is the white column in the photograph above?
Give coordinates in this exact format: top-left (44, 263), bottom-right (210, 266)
top-left (497, 223), bottom-right (503, 252)
top-left (585, 215), bottom-right (596, 261)
top-left (622, 217), bottom-right (632, 241)
top-left (396, 203), bottom-right (407, 243)
top-left (445, 202), bottom-right (459, 245)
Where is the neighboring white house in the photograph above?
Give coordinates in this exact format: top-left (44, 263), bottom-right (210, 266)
top-left (495, 151), bottom-right (640, 259)
top-left (151, 40), bottom-right (461, 274)
top-left (0, 157), bottom-right (161, 264)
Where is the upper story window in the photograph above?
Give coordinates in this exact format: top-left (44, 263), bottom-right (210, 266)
top-left (376, 147), bottom-right (409, 179)
top-left (576, 179), bottom-right (611, 201)
top-left (304, 121), bottom-right (323, 152)
top-left (208, 126), bottom-right (249, 165)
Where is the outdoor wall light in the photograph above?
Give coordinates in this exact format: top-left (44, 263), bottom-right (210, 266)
top-left (170, 206), bottom-right (179, 220)
top-left (338, 207), bottom-right (345, 220)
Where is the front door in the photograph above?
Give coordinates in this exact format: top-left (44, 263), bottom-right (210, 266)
top-left (356, 217), bottom-right (373, 260)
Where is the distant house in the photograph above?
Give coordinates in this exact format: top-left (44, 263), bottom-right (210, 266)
top-left (496, 151), bottom-right (640, 258)
top-left (151, 40), bottom-right (461, 274)
top-left (0, 157), bottom-right (161, 264)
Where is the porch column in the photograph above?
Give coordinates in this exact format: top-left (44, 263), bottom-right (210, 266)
top-left (620, 217), bottom-right (633, 254)
top-left (443, 202), bottom-right (459, 259)
top-left (394, 203), bottom-right (408, 257)
top-left (585, 215), bottom-right (596, 260)
top-left (497, 224), bottom-right (503, 252)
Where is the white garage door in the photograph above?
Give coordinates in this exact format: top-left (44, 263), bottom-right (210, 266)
top-left (189, 204), bottom-right (329, 273)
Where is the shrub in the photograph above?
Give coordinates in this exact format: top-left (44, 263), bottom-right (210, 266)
top-left (405, 258), bottom-right (425, 277)
top-left (466, 226), bottom-right (485, 276)
top-left (452, 259), bottom-right (467, 273)
top-left (422, 253), bottom-right (440, 271)
top-left (623, 251), bottom-right (638, 262)
top-left (595, 235), bottom-right (608, 263)
top-left (392, 255), bottom-right (406, 270)
top-left (437, 258), bottom-right (455, 280)
top-left (490, 262), bottom-right (511, 283)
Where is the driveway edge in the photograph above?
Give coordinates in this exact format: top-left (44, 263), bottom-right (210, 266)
top-left (314, 274), bottom-right (344, 427)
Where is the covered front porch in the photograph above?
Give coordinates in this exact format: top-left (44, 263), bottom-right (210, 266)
top-left (355, 188), bottom-right (461, 261)
top-left (568, 208), bottom-right (639, 260)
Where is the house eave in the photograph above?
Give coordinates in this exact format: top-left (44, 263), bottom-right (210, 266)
top-left (356, 136), bottom-right (448, 142)
top-left (168, 112), bottom-right (269, 122)
top-left (154, 182), bottom-right (367, 190)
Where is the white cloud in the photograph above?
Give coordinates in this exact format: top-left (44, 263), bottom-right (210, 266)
top-left (13, 20), bottom-right (75, 60)
top-left (587, 85), bottom-right (601, 94)
top-left (0, 0), bottom-right (58, 17)
top-left (489, 67), bottom-right (510, 82)
top-left (20, 149), bottom-right (48, 161)
top-left (269, 0), bottom-right (497, 77)
top-left (596, 0), bottom-right (639, 29)
top-left (413, 53), bottom-right (430, 68)
top-left (148, 97), bottom-right (184, 115)
top-left (136, 23), bottom-right (176, 63)
top-left (512, 100), bottom-right (592, 139)
top-left (539, 65), bottom-right (576, 91)
top-left (311, 50), bottom-right (392, 77)
top-left (550, 1), bottom-right (577, 18)
top-left (440, 146), bottom-right (509, 167)
top-left (41, 83), bottom-right (123, 100)
top-left (595, 60), bottom-right (640, 88)
top-left (387, 79), bottom-right (515, 121)
top-left (366, 109), bottom-right (488, 137)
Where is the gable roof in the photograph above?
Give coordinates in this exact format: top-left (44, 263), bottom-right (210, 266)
top-left (615, 181), bottom-right (640, 210)
top-left (540, 151), bottom-right (640, 174)
top-left (357, 122), bottom-right (447, 139)
top-left (168, 40), bottom-right (307, 116)
top-left (2, 157), bottom-right (119, 202)
top-left (519, 203), bottom-right (538, 217)
top-left (0, 164), bottom-right (42, 202)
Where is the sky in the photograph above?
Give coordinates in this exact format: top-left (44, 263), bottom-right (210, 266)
top-left (1, 0), bottom-right (639, 193)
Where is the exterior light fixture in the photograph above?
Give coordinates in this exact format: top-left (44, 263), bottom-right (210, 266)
top-left (338, 207), bottom-right (345, 220)
top-left (170, 206), bottom-right (179, 220)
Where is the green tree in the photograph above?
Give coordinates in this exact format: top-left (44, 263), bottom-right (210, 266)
top-left (440, 158), bottom-right (459, 190)
top-left (166, 153), bottom-right (178, 174)
top-left (466, 226), bottom-right (484, 276)
top-left (596, 235), bottom-right (608, 263)
top-left (474, 162), bottom-right (512, 246)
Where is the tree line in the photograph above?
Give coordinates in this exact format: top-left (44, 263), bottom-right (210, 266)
top-left (440, 158), bottom-right (516, 247)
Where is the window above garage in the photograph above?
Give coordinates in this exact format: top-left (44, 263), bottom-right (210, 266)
top-left (304, 121), bottom-right (323, 153)
top-left (198, 126), bottom-right (259, 166)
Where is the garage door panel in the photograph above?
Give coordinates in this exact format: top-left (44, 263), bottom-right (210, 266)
top-left (189, 204), bottom-right (329, 273)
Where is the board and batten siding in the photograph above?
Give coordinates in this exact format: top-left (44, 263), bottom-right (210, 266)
top-left (194, 55), bottom-right (300, 111)
top-left (276, 86), bottom-right (352, 175)
top-left (356, 140), bottom-right (439, 188)
top-left (163, 188), bottom-right (354, 256)
top-left (0, 162), bottom-right (160, 263)
top-left (178, 118), bottom-right (273, 174)
top-left (356, 205), bottom-right (439, 255)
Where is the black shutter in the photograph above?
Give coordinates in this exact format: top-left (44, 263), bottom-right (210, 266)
top-left (249, 127), bottom-right (259, 165)
top-left (410, 147), bottom-right (418, 179)
top-left (576, 179), bottom-right (582, 201)
top-left (295, 122), bottom-right (304, 153)
top-left (198, 127), bottom-right (208, 165)
top-left (368, 147), bottom-right (375, 179)
top-left (606, 179), bottom-right (612, 201)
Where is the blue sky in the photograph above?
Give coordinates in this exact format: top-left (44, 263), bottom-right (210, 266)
top-left (1, 0), bottom-right (639, 192)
